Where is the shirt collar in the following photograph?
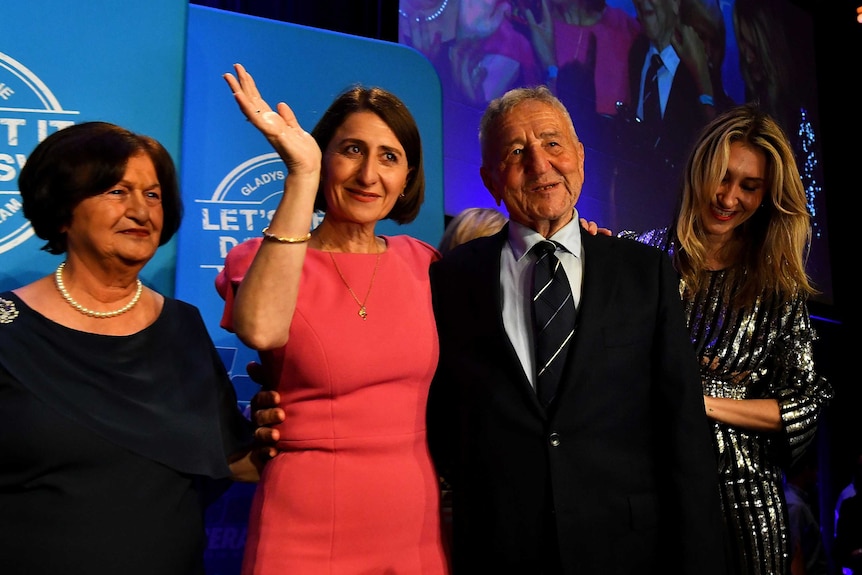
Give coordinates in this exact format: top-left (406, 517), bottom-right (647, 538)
top-left (508, 208), bottom-right (582, 262)
top-left (649, 44), bottom-right (680, 76)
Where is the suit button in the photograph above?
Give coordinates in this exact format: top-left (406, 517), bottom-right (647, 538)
top-left (549, 432), bottom-right (561, 447)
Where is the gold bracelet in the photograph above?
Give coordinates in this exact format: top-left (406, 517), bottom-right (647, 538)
top-left (261, 227), bottom-right (312, 244)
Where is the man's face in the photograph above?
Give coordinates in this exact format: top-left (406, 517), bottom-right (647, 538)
top-left (634, 0), bottom-right (680, 49)
top-left (480, 100), bottom-right (583, 234)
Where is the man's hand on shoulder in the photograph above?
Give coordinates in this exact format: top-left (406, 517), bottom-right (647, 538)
top-left (579, 217), bottom-right (613, 236)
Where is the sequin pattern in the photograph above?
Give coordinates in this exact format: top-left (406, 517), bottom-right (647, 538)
top-left (621, 227), bottom-right (833, 575)
top-left (0, 297), bottom-right (19, 324)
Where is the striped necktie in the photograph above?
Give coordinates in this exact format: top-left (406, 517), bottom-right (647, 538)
top-left (642, 53), bottom-right (663, 129)
top-left (531, 241), bottom-right (576, 407)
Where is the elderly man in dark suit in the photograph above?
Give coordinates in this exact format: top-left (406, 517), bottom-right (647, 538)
top-left (427, 85), bottom-right (726, 575)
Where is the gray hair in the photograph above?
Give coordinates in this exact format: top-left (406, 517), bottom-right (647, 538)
top-left (478, 85), bottom-right (577, 165)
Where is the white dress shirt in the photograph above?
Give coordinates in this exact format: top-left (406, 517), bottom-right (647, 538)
top-left (500, 209), bottom-right (584, 389)
top-left (637, 44), bottom-right (681, 120)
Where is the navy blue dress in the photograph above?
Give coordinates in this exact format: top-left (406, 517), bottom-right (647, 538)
top-left (0, 293), bottom-right (254, 575)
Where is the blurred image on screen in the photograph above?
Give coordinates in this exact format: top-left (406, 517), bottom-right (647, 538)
top-left (399, 0), bottom-right (832, 304)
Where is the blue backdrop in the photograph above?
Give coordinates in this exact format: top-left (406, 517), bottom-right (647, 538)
top-left (177, 5), bottom-right (444, 405)
top-left (0, 0), bottom-right (188, 294)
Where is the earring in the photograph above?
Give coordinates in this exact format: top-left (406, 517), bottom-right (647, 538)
top-left (399, 193), bottom-right (405, 198)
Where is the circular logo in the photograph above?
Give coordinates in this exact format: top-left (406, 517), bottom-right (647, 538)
top-left (0, 51), bottom-right (79, 254)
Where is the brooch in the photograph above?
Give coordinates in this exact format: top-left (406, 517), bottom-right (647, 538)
top-left (0, 297), bottom-right (19, 324)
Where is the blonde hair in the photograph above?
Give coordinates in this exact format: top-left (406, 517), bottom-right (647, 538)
top-left (438, 207), bottom-right (508, 256)
top-left (674, 103), bottom-right (816, 307)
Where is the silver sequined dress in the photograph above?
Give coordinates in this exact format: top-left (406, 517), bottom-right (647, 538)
top-left (621, 227), bottom-right (833, 575)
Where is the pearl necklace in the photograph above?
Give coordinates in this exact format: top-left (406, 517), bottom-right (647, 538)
top-left (54, 262), bottom-right (143, 319)
top-left (399, 0), bottom-right (449, 22)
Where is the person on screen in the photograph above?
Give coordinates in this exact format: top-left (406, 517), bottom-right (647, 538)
top-left (398, 0), bottom-right (460, 69)
top-left (0, 121), bottom-right (258, 575)
top-left (616, 103), bottom-right (833, 575)
top-left (449, 0), bottom-right (542, 105)
top-left (218, 63), bottom-right (449, 573)
top-left (680, 0), bottom-right (734, 115)
top-left (732, 0), bottom-right (828, 260)
top-left (521, 0), bottom-right (641, 146)
top-left (398, 0), bottom-right (541, 106)
top-left (611, 0), bottom-right (717, 232)
top-left (732, 0), bottom-right (814, 149)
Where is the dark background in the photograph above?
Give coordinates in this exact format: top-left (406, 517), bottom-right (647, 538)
top-left (191, 0), bottom-right (859, 568)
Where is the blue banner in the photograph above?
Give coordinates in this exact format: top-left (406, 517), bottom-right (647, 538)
top-left (0, 0), bottom-right (187, 294)
top-left (177, 5), bottom-right (445, 403)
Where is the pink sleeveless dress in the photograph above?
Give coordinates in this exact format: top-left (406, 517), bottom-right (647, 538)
top-left (217, 235), bottom-right (448, 575)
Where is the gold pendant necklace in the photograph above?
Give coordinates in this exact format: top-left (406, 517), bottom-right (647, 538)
top-left (327, 241), bottom-right (381, 320)
top-left (55, 261), bottom-right (143, 319)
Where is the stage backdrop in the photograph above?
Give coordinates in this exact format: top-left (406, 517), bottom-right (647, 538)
top-left (0, 0), bottom-right (187, 295)
top-left (176, 5), bottom-right (445, 404)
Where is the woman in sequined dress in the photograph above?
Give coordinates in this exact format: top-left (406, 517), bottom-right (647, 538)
top-left (619, 103), bottom-right (833, 575)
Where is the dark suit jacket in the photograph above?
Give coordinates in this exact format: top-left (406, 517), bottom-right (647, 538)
top-left (626, 34), bottom-right (707, 176)
top-left (428, 226), bottom-right (726, 575)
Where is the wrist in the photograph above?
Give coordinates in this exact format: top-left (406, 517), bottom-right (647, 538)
top-left (261, 227), bottom-right (312, 244)
top-left (285, 169), bottom-right (322, 183)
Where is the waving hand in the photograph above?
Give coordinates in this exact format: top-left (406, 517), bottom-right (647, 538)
top-left (223, 63), bottom-right (321, 177)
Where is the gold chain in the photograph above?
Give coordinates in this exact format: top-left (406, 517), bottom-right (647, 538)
top-left (327, 241), bottom-right (381, 320)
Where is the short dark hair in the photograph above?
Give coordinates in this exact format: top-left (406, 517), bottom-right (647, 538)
top-left (311, 86), bottom-right (424, 224)
top-left (18, 121), bottom-right (183, 254)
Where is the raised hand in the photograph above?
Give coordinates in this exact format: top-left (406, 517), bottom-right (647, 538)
top-left (523, 0), bottom-right (556, 70)
top-left (223, 63), bottom-right (322, 177)
top-left (671, 24), bottom-right (712, 101)
top-left (448, 39), bottom-right (486, 105)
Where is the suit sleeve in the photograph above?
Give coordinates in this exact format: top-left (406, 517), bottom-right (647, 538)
top-left (653, 253), bottom-right (728, 575)
top-left (427, 258), bottom-right (457, 487)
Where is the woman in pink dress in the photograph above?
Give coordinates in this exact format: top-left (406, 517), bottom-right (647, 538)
top-left (217, 64), bottom-right (449, 574)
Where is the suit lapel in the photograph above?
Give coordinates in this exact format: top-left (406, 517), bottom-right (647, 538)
top-left (472, 227), bottom-right (544, 409)
top-left (553, 232), bottom-right (617, 406)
